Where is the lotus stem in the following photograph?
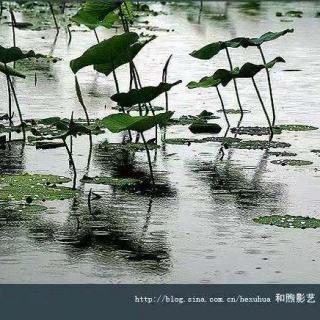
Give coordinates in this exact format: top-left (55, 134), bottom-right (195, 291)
top-left (216, 86), bottom-right (230, 128)
top-left (225, 47), bottom-right (243, 119)
top-left (8, 76), bottom-right (26, 141)
top-left (94, 29), bottom-right (100, 43)
top-left (48, 1), bottom-right (59, 35)
top-left (74, 76), bottom-right (93, 169)
top-left (258, 45), bottom-right (276, 127)
top-left (63, 137), bottom-right (77, 190)
top-left (67, 24), bottom-right (72, 46)
top-left (162, 54), bottom-right (173, 112)
top-left (9, 8), bottom-right (16, 48)
top-left (131, 63), bottom-right (158, 142)
top-left (119, 6), bottom-right (129, 32)
top-left (252, 77), bottom-right (273, 139)
top-left (141, 132), bottom-right (155, 186)
top-left (112, 63), bottom-right (132, 141)
top-left (200, 0), bottom-right (203, 12)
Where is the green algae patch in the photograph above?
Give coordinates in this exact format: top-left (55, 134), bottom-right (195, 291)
top-left (80, 176), bottom-right (142, 188)
top-left (217, 109), bottom-right (250, 114)
top-left (0, 204), bottom-right (47, 222)
top-left (0, 173), bottom-right (77, 202)
top-left (277, 124), bottom-right (318, 132)
top-left (99, 142), bottom-right (160, 152)
top-left (165, 137), bottom-right (242, 145)
top-left (169, 110), bottom-right (220, 126)
top-left (229, 140), bottom-right (291, 150)
top-left (268, 151), bottom-right (297, 157)
top-left (231, 126), bottom-right (282, 136)
top-left (270, 159), bottom-right (313, 166)
top-left (253, 215), bottom-right (320, 229)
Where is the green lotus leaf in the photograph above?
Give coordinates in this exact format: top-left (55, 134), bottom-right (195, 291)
top-left (249, 29), bottom-right (294, 45)
top-left (101, 111), bottom-right (174, 133)
top-left (71, 0), bottom-right (121, 30)
top-left (0, 63), bottom-right (26, 78)
top-left (0, 45), bottom-right (45, 64)
top-left (94, 36), bottom-right (155, 76)
top-left (187, 76), bottom-right (221, 89)
top-left (111, 81), bottom-right (182, 107)
top-left (190, 29), bottom-right (294, 60)
top-left (236, 56), bottom-right (285, 79)
top-left (70, 32), bottom-right (140, 74)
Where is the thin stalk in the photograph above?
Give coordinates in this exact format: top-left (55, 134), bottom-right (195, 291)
top-left (225, 47), bottom-right (243, 119)
top-left (119, 6), bottom-right (129, 32)
top-left (132, 63), bottom-right (158, 142)
top-left (63, 138), bottom-right (77, 190)
top-left (5, 72), bottom-right (12, 142)
top-left (9, 8), bottom-right (16, 48)
top-left (200, 0), bottom-right (203, 12)
top-left (74, 76), bottom-right (93, 169)
top-left (141, 133), bottom-right (155, 186)
top-left (48, 1), bottom-right (59, 35)
top-left (94, 29), bottom-right (99, 43)
top-left (252, 77), bottom-right (273, 139)
top-left (8, 76), bottom-right (25, 140)
top-left (162, 54), bottom-right (172, 112)
top-left (216, 86), bottom-right (230, 127)
top-left (67, 24), bottom-right (72, 46)
top-left (258, 45), bottom-right (276, 127)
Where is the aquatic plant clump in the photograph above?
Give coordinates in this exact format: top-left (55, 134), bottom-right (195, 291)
top-left (253, 215), bottom-right (320, 229)
top-left (0, 173), bottom-right (77, 202)
top-left (277, 124), bottom-right (318, 132)
top-left (80, 176), bottom-right (142, 188)
top-left (270, 159), bottom-right (313, 166)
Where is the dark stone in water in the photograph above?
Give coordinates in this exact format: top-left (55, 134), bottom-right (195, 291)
top-left (189, 123), bottom-right (222, 134)
top-left (0, 135), bottom-right (6, 145)
top-left (36, 141), bottom-right (65, 150)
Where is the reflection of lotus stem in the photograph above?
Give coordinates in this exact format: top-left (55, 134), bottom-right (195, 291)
top-left (5, 69), bottom-right (13, 126)
top-left (88, 188), bottom-right (92, 215)
top-left (216, 86), bottom-right (230, 127)
top-left (162, 55), bottom-right (172, 112)
top-left (258, 45), bottom-right (276, 127)
top-left (252, 77), bottom-right (273, 139)
top-left (141, 132), bottom-right (155, 186)
top-left (63, 138), bottom-right (77, 190)
top-left (74, 76), bottom-right (93, 168)
top-left (8, 76), bottom-right (26, 140)
top-left (200, 0), bottom-right (203, 12)
top-left (225, 47), bottom-right (243, 119)
top-left (48, 1), bottom-right (59, 35)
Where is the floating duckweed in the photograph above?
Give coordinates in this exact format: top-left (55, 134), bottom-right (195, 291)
top-left (253, 215), bottom-right (320, 229)
top-left (0, 173), bottom-right (77, 202)
top-left (270, 159), bottom-right (313, 166)
top-left (277, 124), bottom-right (318, 131)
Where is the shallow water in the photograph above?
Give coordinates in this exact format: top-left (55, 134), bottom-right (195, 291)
top-left (0, 1), bottom-right (320, 283)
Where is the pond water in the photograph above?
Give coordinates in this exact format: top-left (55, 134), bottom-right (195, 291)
top-left (0, 1), bottom-right (320, 283)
